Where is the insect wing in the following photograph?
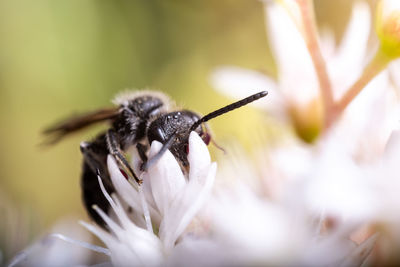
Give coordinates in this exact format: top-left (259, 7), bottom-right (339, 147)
top-left (42, 107), bottom-right (119, 144)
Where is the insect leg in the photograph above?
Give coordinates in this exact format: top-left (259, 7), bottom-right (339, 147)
top-left (106, 129), bottom-right (142, 185)
top-left (141, 131), bottom-right (177, 171)
top-left (136, 143), bottom-right (148, 163)
top-left (80, 141), bottom-right (112, 187)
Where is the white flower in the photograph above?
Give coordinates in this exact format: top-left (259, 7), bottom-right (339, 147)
top-left (211, 1), bottom-right (400, 144)
top-left (81, 131), bottom-right (217, 267)
top-left (206, 178), bottom-right (378, 266)
top-left (11, 1), bottom-right (400, 266)
top-left (211, 0), bottom-right (400, 176)
top-left (209, 0), bottom-right (400, 264)
top-left (8, 132), bottom-right (216, 267)
top-left (213, 1), bottom-right (372, 107)
top-left (205, 143), bottom-right (377, 266)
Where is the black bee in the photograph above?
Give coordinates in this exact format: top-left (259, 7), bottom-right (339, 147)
top-left (43, 90), bottom-right (267, 226)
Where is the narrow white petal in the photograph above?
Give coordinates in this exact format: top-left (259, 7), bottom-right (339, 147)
top-left (108, 209), bottom-right (164, 267)
top-left (81, 214), bottom-right (163, 266)
top-left (93, 205), bottom-right (124, 236)
top-left (51, 233), bottom-right (109, 255)
top-left (147, 141), bottom-right (186, 216)
top-left (188, 131), bottom-right (211, 184)
top-left (210, 66), bottom-right (284, 113)
top-left (319, 28), bottom-right (336, 60)
top-left (80, 221), bottom-right (116, 252)
top-left (126, 145), bottom-right (159, 215)
top-left (334, 70), bottom-right (398, 160)
top-left (127, 145), bottom-right (142, 174)
top-left (141, 172), bottom-right (162, 224)
top-left (265, 2), bottom-right (319, 106)
top-left (160, 163), bottom-right (217, 252)
top-left (330, 1), bottom-right (371, 97)
top-left (107, 155), bottom-right (161, 225)
top-left (107, 155), bottom-right (142, 212)
top-left (99, 175), bottom-right (162, 250)
top-left (110, 195), bottom-right (146, 234)
top-left (337, 2), bottom-right (371, 66)
top-left (96, 172), bottom-right (164, 261)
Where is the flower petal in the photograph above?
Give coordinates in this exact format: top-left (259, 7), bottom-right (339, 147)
top-left (147, 141), bottom-right (186, 217)
top-left (107, 156), bottom-right (161, 227)
top-left (107, 155), bottom-right (142, 212)
top-left (209, 183), bottom-right (304, 265)
top-left (159, 163), bottom-right (217, 252)
top-left (81, 221), bottom-right (153, 267)
top-left (333, 70), bottom-right (398, 161)
top-left (300, 140), bottom-right (378, 222)
top-left (264, 1), bottom-right (319, 107)
top-left (83, 196), bottom-right (164, 267)
top-left (210, 66), bottom-right (283, 114)
top-left (329, 1), bottom-right (371, 97)
top-left (188, 131), bottom-right (211, 183)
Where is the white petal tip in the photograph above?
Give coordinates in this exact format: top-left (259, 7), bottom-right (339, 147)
top-left (149, 140), bottom-right (163, 157)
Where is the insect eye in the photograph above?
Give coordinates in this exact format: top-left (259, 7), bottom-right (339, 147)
top-left (201, 132), bottom-right (211, 145)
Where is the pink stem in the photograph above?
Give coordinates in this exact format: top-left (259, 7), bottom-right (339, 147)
top-left (331, 49), bottom-right (391, 124)
top-left (296, 0), bottom-right (334, 128)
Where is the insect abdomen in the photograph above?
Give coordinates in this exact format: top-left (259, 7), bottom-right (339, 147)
top-left (80, 134), bottom-right (115, 227)
top-left (81, 161), bottom-right (114, 226)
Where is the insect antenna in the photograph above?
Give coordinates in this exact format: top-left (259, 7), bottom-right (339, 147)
top-left (189, 90), bottom-right (268, 132)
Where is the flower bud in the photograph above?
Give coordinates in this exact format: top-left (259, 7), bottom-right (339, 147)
top-left (376, 0), bottom-right (400, 58)
top-left (288, 97), bottom-right (323, 143)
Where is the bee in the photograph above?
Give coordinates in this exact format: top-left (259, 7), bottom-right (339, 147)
top-left (43, 90), bottom-right (267, 226)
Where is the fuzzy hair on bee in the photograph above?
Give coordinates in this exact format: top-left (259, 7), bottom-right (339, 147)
top-left (43, 89), bottom-right (267, 227)
top-left (112, 90), bottom-right (173, 109)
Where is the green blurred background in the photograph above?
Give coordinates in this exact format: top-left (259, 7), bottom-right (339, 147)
top-left (0, 0), bottom-right (365, 259)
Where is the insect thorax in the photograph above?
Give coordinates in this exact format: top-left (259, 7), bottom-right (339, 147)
top-left (112, 95), bottom-right (167, 149)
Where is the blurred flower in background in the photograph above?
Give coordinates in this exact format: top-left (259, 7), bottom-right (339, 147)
top-left (211, 0), bottom-right (400, 265)
top-left (3, 0), bottom-right (400, 266)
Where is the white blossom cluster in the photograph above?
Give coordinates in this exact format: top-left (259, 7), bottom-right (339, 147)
top-left (8, 0), bottom-right (400, 266)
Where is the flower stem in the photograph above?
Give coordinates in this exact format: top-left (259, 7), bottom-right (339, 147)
top-left (297, 0), bottom-right (334, 127)
top-left (330, 48), bottom-right (391, 125)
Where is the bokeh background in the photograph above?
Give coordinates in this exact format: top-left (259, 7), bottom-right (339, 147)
top-left (0, 0), bottom-right (370, 260)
